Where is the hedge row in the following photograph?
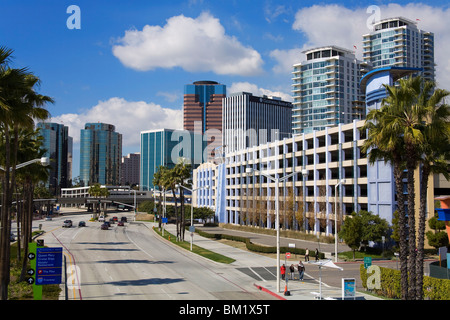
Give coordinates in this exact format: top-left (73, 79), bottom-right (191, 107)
top-left (359, 264), bottom-right (450, 300)
top-left (195, 229), bottom-right (325, 259)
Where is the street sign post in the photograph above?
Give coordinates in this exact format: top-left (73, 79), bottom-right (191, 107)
top-left (36, 247), bottom-right (63, 285)
top-left (364, 257), bottom-right (372, 269)
top-left (28, 243), bottom-right (63, 300)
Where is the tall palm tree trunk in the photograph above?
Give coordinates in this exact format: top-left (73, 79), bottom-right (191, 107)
top-left (394, 163), bottom-right (409, 300)
top-left (406, 154), bottom-right (417, 300)
top-left (0, 128), bottom-right (12, 300)
top-left (416, 164), bottom-right (430, 300)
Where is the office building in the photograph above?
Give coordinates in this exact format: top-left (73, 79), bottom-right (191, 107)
top-left (223, 92), bottom-right (293, 153)
top-left (80, 123), bottom-right (122, 186)
top-left (362, 17), bottom-right (435, 82)
top-left (140, 128), bottom-right (205, 191)
top-left (121, 153), bottom-right (140, 186)
top-left (37, 122), bottom-right (72, 193)
top-left (292, 46), bottom-right (369, 135)
top-left (183, 81), bottom-right (226, 157)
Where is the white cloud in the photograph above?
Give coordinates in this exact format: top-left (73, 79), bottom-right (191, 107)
top-left (112, 12), bottom-right (264, 76)
top-left (50, 97), bottom-right (183, 148)
top-left (228, 82), bottom-right (292, 102)
top-left (270, 3), bottom-right (450, 91)
top-left (269, 48), bottom-right (304, 74)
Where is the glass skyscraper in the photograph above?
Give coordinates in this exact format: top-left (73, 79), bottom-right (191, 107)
top-left (292, 46), bottom-right (369, 135)
top-left (80, 123), bottom-right (122, 186)
top-left (140, 129), bottom-right (205, 191)
top-left (37, 122), bottom-right (72, 193)
top-left (362, 17), bottom-right (435, 83)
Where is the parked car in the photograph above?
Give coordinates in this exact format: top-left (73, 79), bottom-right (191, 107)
top-left (118, 221), bottom-right (124, 226)
top-left (101, 223), bottom-right (109, 230)
top-left (63, 220), bottom-right (72, 228)
top-left (45, 216), bottom-right (52, 221)
top-left (78, 221), bottom-right (86, 227)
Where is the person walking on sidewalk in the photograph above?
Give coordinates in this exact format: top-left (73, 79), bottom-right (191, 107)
top-left (305, 248), bottom-right (309, 262)
top-left (315, 248), bottom-right (320, 261)
top-left (298, 261), bottom-right (305, 281)
top-left (289, 264), bottom-right (295, 280)
top-left (281, 264), bottom-right (286, 280)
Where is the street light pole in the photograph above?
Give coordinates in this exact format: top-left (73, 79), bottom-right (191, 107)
top-left (334, 179), bottom-right (346, 262)
top-left (175, 183), bottom-right (210, 251)
top-left (246, 167), bottom-right (298, 293)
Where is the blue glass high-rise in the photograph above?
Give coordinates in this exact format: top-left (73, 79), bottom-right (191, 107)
top-left (80, 123), bottom-right (122, 186)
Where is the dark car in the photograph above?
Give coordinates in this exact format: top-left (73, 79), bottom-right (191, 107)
top-left (120, 216), bottom-right (127, 222)
top-left (101, 223), bottom-right (109, 230)
top-left (104, 221), bottom-right (111, 228)
top-left (78, 221), bottom-right (86, 227)
top-left (118, 221), bottom-right (124, 226)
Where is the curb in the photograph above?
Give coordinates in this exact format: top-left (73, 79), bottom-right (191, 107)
top-left (253, 283), bottom-right (287, 300)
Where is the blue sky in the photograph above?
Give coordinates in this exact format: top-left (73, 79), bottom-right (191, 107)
top-left (1, 1), bottom-right (450, 179)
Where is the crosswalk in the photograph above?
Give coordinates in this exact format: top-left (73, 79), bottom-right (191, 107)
top-left (237, 266), bottom-right (303, 281)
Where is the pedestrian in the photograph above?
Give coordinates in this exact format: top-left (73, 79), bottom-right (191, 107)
top-left (289, 264), bottom-right (295, 280)
top-left (315, 248), bottom-right (319, 261)
top-left (298, 261), bottom-right (305, 281)
top-left (305, 248), bottom-right (309, 262)
top-left (281, 264), bottom-right (286, 280)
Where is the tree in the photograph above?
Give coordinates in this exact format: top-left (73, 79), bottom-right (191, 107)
top-left (361, 78), bottom-right (413, 300)
top-left (152, 165), bottom-right (167, 229)
top-left (414, 81), bottom-right (450, 300)
top-left (426, 211), bottom-right (449, 250)
top-left (0, 46), bottom-right (52, 300)
top-left (358, 210), bottom-right (390, 251)
top-left (362, 75), bottom-right (450, 300)
top-left (338, 212), bottom-right (363, 260)
top-left (173, 159), bottom-right (192, 241)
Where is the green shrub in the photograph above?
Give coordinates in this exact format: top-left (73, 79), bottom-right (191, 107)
top-left (360, 264), bottom-right (450, 300)
top-left (196, 229), bottom-right (325, 259)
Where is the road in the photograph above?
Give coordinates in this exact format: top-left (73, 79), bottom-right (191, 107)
top-left (33, 210), bottom-right (276, 300)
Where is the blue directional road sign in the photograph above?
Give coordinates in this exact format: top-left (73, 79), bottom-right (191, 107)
top-left (36, 247), bottom-right (63, 285)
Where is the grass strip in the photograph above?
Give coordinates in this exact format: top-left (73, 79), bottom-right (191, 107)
top-left (153, 226), bottom-right (235, 264)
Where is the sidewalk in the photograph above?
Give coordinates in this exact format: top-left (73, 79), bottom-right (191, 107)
top-left (156, 223), bottom-right (382, 300)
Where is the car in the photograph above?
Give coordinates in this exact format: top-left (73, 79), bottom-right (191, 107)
top-left (98, 215), bottom-right (105, 222)
top-left (63, 220), bottom-right (72, 228)
top-left (78, 221), bottom-right (86, 227)
top-left (109, 218), bottom-right (115, 224)
top-left (45, 216), bottom-right (52, 221)
top-left (120, 216), bottom-right (127, 222)
top-left (118, 221), bottom-right (124, 226)
top-left (10, 233), bottom-right (15, 242)
top-left (104, 221), bottom-right (111, 228)
top-left (112, 216), bottom-right (118, 222)
top-left (101, 223), bottom-right (109, 230)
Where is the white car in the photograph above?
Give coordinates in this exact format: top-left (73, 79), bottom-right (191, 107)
top-left (98, 215), bottom-right (105, 222)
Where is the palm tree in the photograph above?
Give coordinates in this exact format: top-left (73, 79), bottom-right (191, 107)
top-left (173, 159), bottom-right (192, 242)
top-left (414, 82), bottom-right (450, 300)
top-left (363, 75), bottom-right (450, 300)
top-left (362, 115), bottom-right (409, 300)
top-left (0, 46), bottom-right (53, 300)
top-left (88, 183), bottom-right (103, 217)
top-left (361, 75), bottom-right (426, 300)
top-left (153, 166), bottom-right (169, 229)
